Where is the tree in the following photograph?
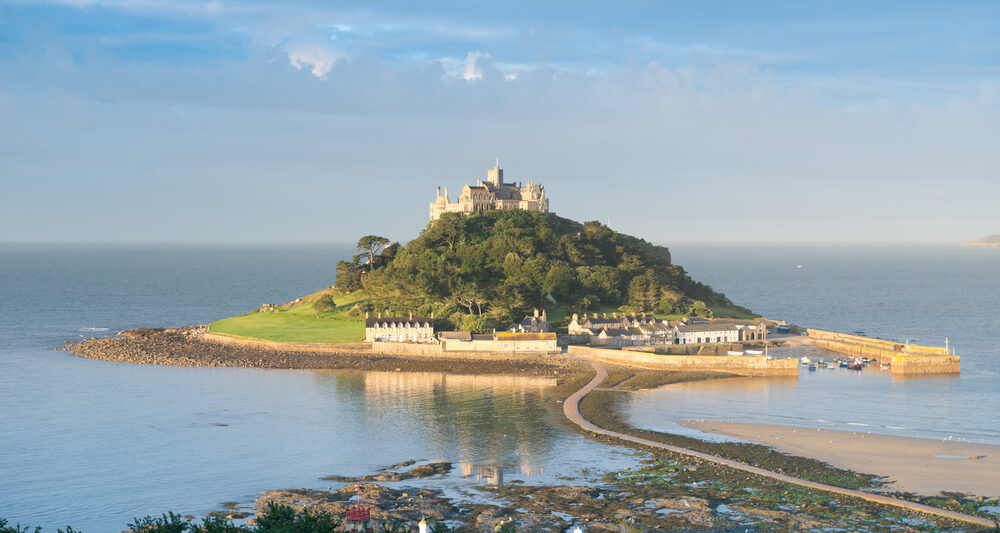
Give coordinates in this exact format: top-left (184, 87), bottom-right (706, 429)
top-left (628, 270), bottom-right (661, 312)
top-left (356, 235), bottom-right (391, 272)
top-left (334, 260), bottom-right (363, 292)
top-left (312, 294), bottom-right (337, 317)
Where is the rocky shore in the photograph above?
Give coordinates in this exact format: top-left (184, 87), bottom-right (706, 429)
top-left (234, 455), bottom-right (996, 532)
top-left (62, 326), bottom-right (576, 376)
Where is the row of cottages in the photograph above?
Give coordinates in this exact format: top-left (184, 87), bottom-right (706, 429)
top-left (364, 313), bottom-right (436, 343)
top-left (568, 312), bottom-right (674, 347)
top-left (364, 310), bottom-right (558, 353)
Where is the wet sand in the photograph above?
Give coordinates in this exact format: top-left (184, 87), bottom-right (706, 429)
top-left (681, 420), bottom-right (1000, 498)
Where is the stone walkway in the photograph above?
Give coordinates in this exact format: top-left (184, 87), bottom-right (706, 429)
top-left (562, 358), bottom-right (995, 528)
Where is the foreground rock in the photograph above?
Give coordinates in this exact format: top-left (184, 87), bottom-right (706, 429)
top-left (256, 455), bottom-right (995, 532)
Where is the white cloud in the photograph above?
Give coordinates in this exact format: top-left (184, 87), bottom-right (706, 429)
top-left (285, 41), bottom-right (346, 78)
top-left (462, 51), bottom-right (489, 81)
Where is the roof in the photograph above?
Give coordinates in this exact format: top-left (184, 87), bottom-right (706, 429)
top-left (581, 317), bottom-right (622, 326)
top-left (708, 319), bottom-right (765, 326)
top-left (495, 332), bottom-right (557, 341)
top-left (438, 331), bottom-right (472, 341)
top-left (675, 323), bottom-right (739, 333)
top-left (365, 317), bottom-right (433, 328)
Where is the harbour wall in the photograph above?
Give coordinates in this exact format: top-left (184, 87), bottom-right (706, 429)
top-left (806, 329), bottom-right (960, 374)
top-left (567, 346), bottom-right (798, 377)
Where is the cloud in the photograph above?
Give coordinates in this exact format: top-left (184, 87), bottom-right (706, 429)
top-left (461, 51), bottom-right (489, 80)
top-left (284, 40), bottom-right (346, 78)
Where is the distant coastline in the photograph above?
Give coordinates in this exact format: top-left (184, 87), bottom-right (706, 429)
top-left (963, 234), bottom-right (1000, 247)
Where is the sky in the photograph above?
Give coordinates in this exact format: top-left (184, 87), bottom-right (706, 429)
top-left (1, 0), bottom-right (998, 243)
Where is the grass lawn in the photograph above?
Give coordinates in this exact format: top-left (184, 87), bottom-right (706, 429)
top-left (208, 290), bottom-right (368, 344)
top-left (708, 305), bottom-right (759, 320)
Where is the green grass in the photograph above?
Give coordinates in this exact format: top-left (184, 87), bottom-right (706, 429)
top-left (707, 305), bottom-right (758, 319)
top-left (208, 290), bottom-right (367, 344)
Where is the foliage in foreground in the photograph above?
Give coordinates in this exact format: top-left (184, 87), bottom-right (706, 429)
top-left (0, 503), bottom-right (470, 533)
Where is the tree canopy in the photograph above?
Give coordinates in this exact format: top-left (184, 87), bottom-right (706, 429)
top-left (336, 210), bottom-right (743, 331)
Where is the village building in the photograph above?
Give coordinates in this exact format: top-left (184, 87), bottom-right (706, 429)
top-left (568, 312), bottom-right (674, 346)
top-left (438, 331), bottom-right (558, 353)
top-left (364, 313), bottom-right (435, 343)
top-left (512, 308), bottom-right (552, 333)
top-left (709, 319), bottom-right (769, 342)
top-left (673, 323), bottom-right (740, 345)
top-left (429, 162), bottom-right (549, 221)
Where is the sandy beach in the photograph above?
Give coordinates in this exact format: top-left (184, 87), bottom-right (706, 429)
top-left (681, 420), bottom-right (1000, 498)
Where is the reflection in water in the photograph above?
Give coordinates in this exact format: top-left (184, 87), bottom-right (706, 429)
top-left (460, 462), bottom-right (504, 486)
top-left (313, 370), bottom-right (560, 477)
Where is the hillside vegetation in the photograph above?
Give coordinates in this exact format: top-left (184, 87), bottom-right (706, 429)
top-left (337, 210), bottom-right (750, 332)
top-left (209, 290), bottom-right (365, 343)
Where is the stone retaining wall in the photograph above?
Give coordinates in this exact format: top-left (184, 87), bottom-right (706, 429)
top-left (806, 329), bottom-right (959, 374)
top-left (567, 346), bottom-right (798, 377)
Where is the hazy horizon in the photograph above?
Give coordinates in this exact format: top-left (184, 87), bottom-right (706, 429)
top-left (2, 1), bottom-right (997, 243)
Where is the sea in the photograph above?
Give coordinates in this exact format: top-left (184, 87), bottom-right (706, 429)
top-left (628, 243), bottom-right (1000, 445)
top-left (1, 242), bottom-right (997, 530)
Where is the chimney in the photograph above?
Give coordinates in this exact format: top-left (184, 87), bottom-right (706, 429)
top-left (409, 311), bottom-right (413, 320)
top-left (444, 186), bottom-right (449, 200)
top-left (378, 311), bottom-right (381, 318)
top-left (431, 311), bottom-right (435, 319)
top-left (436, 186), bottom-right (441, 197)
top-left (542, 309), bottom-right (547, 322)
top-left (365, 311), bottom-right (369, 319)
top-left (534, 308), bottom-right (539, 318)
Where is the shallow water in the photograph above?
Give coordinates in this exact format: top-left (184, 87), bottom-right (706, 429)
top-left (629, 243), bottom-right (1000, 444)
top-left (0, 245), bottom-right (638, 531)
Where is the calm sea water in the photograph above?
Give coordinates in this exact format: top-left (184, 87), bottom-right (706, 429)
top-left (0, 244), bottom-right (638, 532)
top-left (2, 243), bottom-right (997, 531)
top-left (629, 243), bottom-right (1000, 445)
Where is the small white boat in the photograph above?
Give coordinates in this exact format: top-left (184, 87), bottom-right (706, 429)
top-left (800, 357), bottom-right (811, 365)
top-left (745, 349), bottom-right (764, 355)
top-left (727, 350), bottom-right (744, 356)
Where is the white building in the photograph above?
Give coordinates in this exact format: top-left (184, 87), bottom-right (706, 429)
top-left (672, 323), bottom-right (740, 345)
top-left (365, 313), bottom-right (435, 343)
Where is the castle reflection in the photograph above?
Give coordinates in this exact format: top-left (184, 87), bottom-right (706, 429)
top-left (311, 370), bottom-right (559, 480)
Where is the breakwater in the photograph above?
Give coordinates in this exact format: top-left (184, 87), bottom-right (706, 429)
top-left (65, 328), bottom-right (567, 375)
top-left (806, 329), bottom-right (960, 375)
top-left (567, 346), bottom-right (798, 376)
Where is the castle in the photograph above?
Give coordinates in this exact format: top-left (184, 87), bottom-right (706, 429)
top-left (429, 161), bottom-right (549, 221)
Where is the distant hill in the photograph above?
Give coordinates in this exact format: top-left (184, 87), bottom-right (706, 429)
top-left (965, 234), bottom-right (1000, 247)
top-left (337, 210), bottom-right (753, 332)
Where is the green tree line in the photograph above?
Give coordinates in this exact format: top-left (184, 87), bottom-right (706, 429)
top-left (335, 210), bottom-right (742, 332)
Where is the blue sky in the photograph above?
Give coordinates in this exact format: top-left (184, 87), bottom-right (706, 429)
top-left (1, 0), bottom-right (998, 243)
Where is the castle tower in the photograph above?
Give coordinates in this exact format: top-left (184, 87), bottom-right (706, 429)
top-left (487, 162), bottom-right (503, 187)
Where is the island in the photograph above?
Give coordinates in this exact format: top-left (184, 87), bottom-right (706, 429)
top-left (964, 234), bottom-right (1000, 247)
top-left (55, 163), bottom-right (989, 533)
